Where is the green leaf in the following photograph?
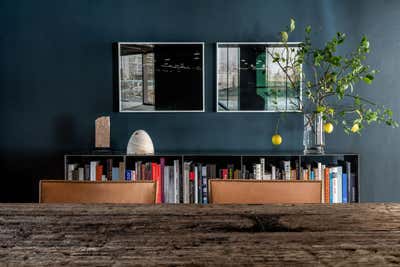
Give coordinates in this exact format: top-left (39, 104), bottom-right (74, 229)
top-left (281, 31), bottom-right (288, 42)
top-left (289, 18), bottom-right (295, 32)
top-left (363, 77), bottom-right (372, 84)
top-left (305, 25), bottom-right (311, 34)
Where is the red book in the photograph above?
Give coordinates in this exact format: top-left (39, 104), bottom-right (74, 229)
top-left (189, 171), bottom-right (195, 181)
top-left (222, 169), bottom-right (228, 180)
top-left (324, 167), bottom-right (330, 203)
top-left (152, 163), bottom-right (162, 204)
top-left (96, 165), bottom-right (103, 181)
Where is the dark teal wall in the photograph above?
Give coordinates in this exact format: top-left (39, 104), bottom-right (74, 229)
top-left (0, 0), bottom-right (399, 201)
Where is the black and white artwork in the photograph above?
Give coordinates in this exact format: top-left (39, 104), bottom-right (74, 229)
top-left (118, 42), bottom-right (204, 112)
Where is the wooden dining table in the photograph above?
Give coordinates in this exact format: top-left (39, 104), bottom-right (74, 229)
top-left (1, 203), bottom-right (400, 266)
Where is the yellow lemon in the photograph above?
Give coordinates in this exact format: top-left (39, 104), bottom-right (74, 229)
top-left (324, 123), bottom-right (334, 134)
top-left (272, 134), bottom-right (282, 145)
top-left (351, 123), bottom-right (360, 133)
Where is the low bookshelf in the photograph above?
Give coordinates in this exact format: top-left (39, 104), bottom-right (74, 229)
top-left (64, 152), bottom-right (360, 204)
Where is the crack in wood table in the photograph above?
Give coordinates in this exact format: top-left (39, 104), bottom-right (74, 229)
top-left (1, 204), bottom-right (400, 266)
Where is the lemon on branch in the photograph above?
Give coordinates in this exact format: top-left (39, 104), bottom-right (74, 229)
top-left (272, 134), bottom-right (282, 145)
top-left (324, 122), bottom-right (334, 134)
top-left (351, 123), bottom-right (360, 133)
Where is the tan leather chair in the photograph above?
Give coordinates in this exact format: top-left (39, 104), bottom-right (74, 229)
top-left (40, 180), bottom-right (156, 204)
top-left (209, 179), bottom-right (322, 204)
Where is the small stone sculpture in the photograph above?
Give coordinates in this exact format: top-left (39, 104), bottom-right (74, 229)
top-left (95, 116), bottom-right (110, 149)
top-left (127, 130), bottom-right (154, 155)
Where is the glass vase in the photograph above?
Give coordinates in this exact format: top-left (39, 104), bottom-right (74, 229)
top-left (303, 113), bottom-right (325, 154)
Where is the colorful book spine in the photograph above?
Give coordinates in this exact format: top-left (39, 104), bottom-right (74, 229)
top-left (324, 167), bottom-right (330, 203)
top-left (112, 167), bottom-right (119, 181)
top-left (342, 173), bottom-right (348, 203)
top-left (337, 166), bottom-right (343, 203)
top-left (119, 162), bottom-right (125, 181)
top-left (125, 170), bottom-right (132, 181)
top-left (174, 160), bottom-right (180, 204)
top-left (201, 166), bottom-right (208, 204)
top-left (96, 165), bottom-right (103, 181)
top-left (160, 158), bottom-right (165, 203)
top-left (106, 159), bottom-right (113, 181)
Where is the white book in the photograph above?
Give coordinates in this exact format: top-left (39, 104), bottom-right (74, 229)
top-left (194, 166), bottom-right (198, 204)
top-left (337, 166), bottom-right (343, 203)
top-left (168, 167), bottom-right (174, 204)
top-left (283, 161), bottom-right (291, 180)
top-left (255, 164), bottom-right (262, 180)
top-left (183, 162), bottom-right (191, 204)
top-left (330, 167), bottom-right (339, 203)
top-left (90, 161), bottom-right (98, 181)
top-left (174, 160), bottom-right (180, 204)
top-left (321, 165), bottom-right (326, 203)
top-left (101, 174), bottom-right (106, 181)
top-left (317, 162), bottom-right (322, 181)
top-left (78, 167), bottom-right (84, 181)
top-left (271, 165), bottom-right (276, 180)
top-left (260, 158), bottom-right (265, 178)
top-left (164, 166), bottom-right (169, 203)
top-left (67, 164), bottom-right (77, 181)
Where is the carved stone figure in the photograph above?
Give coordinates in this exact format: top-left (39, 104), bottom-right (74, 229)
top-left (95, 116), bottom-right (110, 149)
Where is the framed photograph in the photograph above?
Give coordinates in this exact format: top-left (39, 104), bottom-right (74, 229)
top-left (117, 42), bottom-right (204, 112)
top-left (216, 42), bottom-right (302, 112)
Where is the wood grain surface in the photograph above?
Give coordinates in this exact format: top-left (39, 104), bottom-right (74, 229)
top-left (1, 204), bottom-right (400, 266)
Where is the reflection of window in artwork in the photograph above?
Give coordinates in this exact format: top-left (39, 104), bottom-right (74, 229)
top-left (143, 53), bottom-right (155, 105)
top-left (120, 52), bottom-right (155, 109)
top-left (265, 47), bottom-right (300, 111)
top-left (218, 47), bottom-right (239, 111)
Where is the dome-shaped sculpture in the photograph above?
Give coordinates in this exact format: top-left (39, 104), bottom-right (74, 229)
top-left (126, 130), bottom-right (154, 155)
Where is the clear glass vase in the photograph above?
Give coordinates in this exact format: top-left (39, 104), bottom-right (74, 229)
top-left (303, 113), bottom-right (325, 154)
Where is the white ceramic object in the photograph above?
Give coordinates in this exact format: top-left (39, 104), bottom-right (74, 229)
top-left (126, 130), bottom-right (154, 155)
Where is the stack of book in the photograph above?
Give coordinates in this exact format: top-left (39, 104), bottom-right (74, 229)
top-left (67, 159), bottom-right (125, 182)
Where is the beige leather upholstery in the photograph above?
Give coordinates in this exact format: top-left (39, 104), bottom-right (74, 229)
top-left (209, 179), bottom-right (322, 204)
top-left (40, 180), bottom-right (156, 204)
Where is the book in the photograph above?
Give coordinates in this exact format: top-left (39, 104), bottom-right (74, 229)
top-left (125, 169), bottom-right (132, 181)
top-left (112, 167), bottom-right (119, 181)
top-left (317, 162), bottom-right (322, 181)
top-left (194, 166), bottom-right (198, 204)
top-left (163, 166), bottom-right (170, 203)
top-left (67, 164), bottom-right (78, 181)
top-left (321, 164), bottom-right (325, 203)
top-left (160, 158), bottom-right (165, 203)
top-left (152, 163), bottom-right (162, 204)
top-left (174, 160), bottom-right (180, 203)
top-left (324, 167), bottom-right (330, 203)
top-left (84, 164), bottom-right (90, 181)
top-left (106, 159), bottom-right (113, 181)
top-left (119, 162), bottom-right (125, 181)
top-left (78, 167), bottom-right (84, 181)
top-left (90, 161), bottom-right (98, 181)
top-left (196, 163), bottom-right (202, 203)
top-left (183, 162), bottom-right (191, 204)
top-left (221, 169), bottom-right (228, 180)
top-left (96, 165), bottom-right (103, 181)
top-left (189, 171), bottom-right (195, 203)
top-left (260, 158), bottom-right (265, 179)
top-left (342, 173), bottom-right (348, 203)
top-left (283, 161), bottom-right (290, 180)
top-left (227, 164), bottom-right (234, 179)
top-left (201, 166), bottom-right (208, 204)
top-left (255, 164), bottom-right (262, 180)
top-left (337, 166), bottom-right (343, 203)
top-left (271, 165), bottom-right (276, 180)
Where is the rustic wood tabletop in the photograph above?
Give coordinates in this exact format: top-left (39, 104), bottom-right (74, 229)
top-left (1, 204), bottom-right (400, 266)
